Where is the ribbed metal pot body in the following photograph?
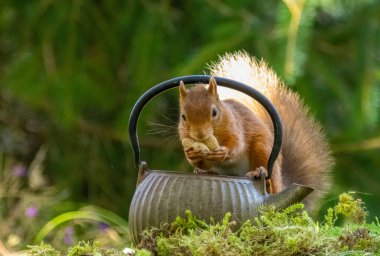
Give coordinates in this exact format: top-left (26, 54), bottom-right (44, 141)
top-left (128, 171), bottom-right (266, 244)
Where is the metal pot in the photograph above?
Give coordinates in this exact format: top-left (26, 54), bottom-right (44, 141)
top-left (128, 75), bottom-right (313, 244)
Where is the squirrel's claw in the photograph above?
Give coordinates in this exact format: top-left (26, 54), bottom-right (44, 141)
top-left (205, 146), bottom-right (230, 161)
top-left (245, 166), bottom-right (267, 179)
top-left (246, 167), bottom-right (274, 194)
top-left (185, 147), bottom-right (207, 161)
top-left (194, 168), bottom-right (219, 175)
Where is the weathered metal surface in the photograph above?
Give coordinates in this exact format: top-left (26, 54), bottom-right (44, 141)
top-left (129, 171), bottom-right (267, 244)
top-left (129, 170), bottom-right (313, 244)
top-left (263, 183), bottom-right (314, 210)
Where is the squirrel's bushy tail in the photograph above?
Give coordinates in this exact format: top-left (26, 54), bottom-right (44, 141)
top-left (209, 51), bottom-right (334, 209)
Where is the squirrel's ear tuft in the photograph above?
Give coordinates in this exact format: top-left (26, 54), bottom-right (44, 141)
top-left (179, 81), bottom-right (187, 99)
top-left (208, 77), bottom-right (218, 98)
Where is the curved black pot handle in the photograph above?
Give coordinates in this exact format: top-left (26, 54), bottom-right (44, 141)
top-left (128, 75), bottom-right (283, 180)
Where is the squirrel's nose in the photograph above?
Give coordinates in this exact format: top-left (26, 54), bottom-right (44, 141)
top-left (196, 135), bottom-right (207, 141)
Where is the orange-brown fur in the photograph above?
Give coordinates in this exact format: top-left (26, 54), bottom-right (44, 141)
top-left (178, 52), bottom-right (334, 209)
top-left (178, 79), bottom-right (283, 193)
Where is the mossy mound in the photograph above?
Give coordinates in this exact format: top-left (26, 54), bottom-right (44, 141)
top-left (136, 192), bottom-right (380, 256)
top-left (27, 193), bottom-right (380, 256)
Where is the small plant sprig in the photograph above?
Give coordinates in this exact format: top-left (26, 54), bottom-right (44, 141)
top-left (324, 192), bottom-right (368, 227)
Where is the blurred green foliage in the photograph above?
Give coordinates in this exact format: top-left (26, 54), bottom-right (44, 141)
top-left (0, 0), bottom-right (380, 249)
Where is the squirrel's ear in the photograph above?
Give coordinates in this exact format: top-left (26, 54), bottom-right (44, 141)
top-left (179, 81), bottom-right (187, 99)
top-left (208, 77), bottom-right (218, 98)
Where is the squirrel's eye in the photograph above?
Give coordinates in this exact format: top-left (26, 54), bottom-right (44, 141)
top-left (212, 108), bottom-right (218, 118)
top-left (181, 113), bottom-right (186, 121)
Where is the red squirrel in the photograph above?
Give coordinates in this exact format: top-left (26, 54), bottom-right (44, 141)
top-left (178, 51), bottom-right (334, 208)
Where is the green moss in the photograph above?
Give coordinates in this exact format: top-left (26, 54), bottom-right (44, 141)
top-left (136, 192), bottom-right (380, 255)
top-left (27, 193), bottom-right (380, 255)
top-left (27, 242), bottom-right (61, 256)
top-left (172, 210), bottom-right (210, 233)
top-left (135, 249), bottom-right (153, 256)
top-left (334, 192), bottom-right (368, 224)
top-left (27, 241), bottom-right (127, 256)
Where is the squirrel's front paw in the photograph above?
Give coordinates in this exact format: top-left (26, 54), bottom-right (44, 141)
top-left (205, 146), bottom-right (230, 162)
top-left (185, 147), bottom-right (207, 161)
top-left (245, 166), bottom-right (267, 179)
top-left (184, 147), bottom-right (207, 168)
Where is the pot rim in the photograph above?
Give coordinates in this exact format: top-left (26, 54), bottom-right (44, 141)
top-left (143, 169), bottom-right (265, 182)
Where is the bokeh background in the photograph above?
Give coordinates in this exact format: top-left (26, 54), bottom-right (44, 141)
top-left (1, 0), bottom-right (380, 252)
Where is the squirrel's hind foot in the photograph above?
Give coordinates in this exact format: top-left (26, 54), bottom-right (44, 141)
top-left (245, 166), bottom-right (267, 179)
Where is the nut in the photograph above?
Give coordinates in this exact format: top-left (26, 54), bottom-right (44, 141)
top-left (181, 135), bottom-right (220, 152)
top-left (182, 138), bottom-right (197, 149)
top-left (201, 135), bottom-right (219, 150)
top-left (182, 138), bottom-right (209, 153)
top-left (192, 142), bottom-right (210, 154)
